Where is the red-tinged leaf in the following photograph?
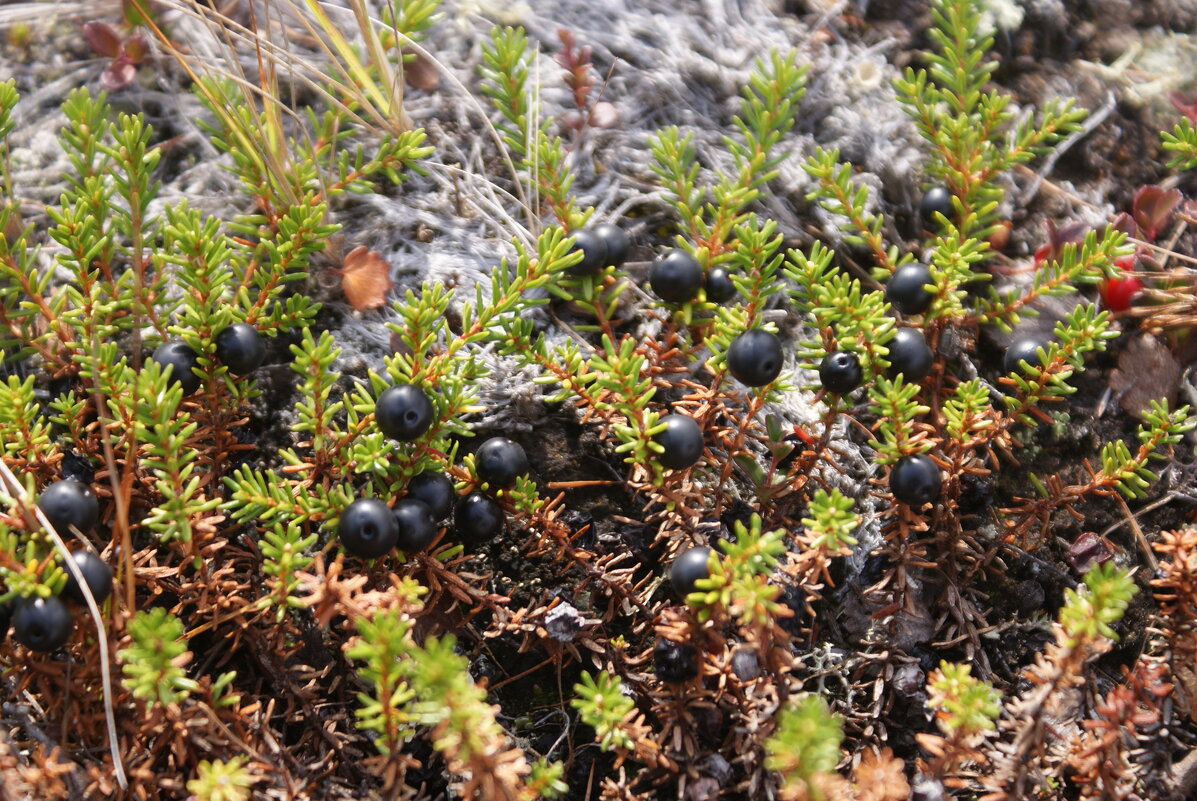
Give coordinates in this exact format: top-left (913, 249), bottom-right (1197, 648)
top-left (340, 246), bottom-right (393, 311)
top-left (1041, 219), bottom-right (1087, 262)
top-left (1170, 89), bottom-right (1197, 125)
top-left (1132, 184), bottom-right (1182, 242)
top-left (1069, 532), bottom-right (1114, 574)
top-left (100, 57), bottom-right (137, 92)
top-left (82, 21), bottom-right (123, 59)
top-left (123, 33), bottom-right (148, 63)
top-left (1111, 212), bottom-right (1137, 238)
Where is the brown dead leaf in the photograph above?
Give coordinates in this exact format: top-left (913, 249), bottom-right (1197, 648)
top-left (1108, 333), bottom-right (1180, 420)
top-left (340, 246), bottom-right (393, 311)
top-left (404, 52), bottom-right (440, 91)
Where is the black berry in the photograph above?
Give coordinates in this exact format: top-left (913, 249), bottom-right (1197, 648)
top-left (406, 471), bottom-right (455, 521)
top-left (653, 638), bottom-right (699, 683)
top-left (704, 267), bottom-right (737, 303)
top-left (13, 597), bottom-right (73, 653)
top-left (819, 351), bottom-right (863, 394)
top-left (731, 649), bottom-right (761, 681)
top-left (38, 479), bottom-right (99, 534)
top-left (727, 329), bottom-right (784, 387)
top-left (886, 262), bottom-right (934, 316)
top-left (1003, 337), bottom-right (1046, 375)
top-left (592, 223), bottom-right (630, 269)
top-left (920, 186), bottom-right (954, 226)
top-left (649, 249), bottom-right (703, 304)
top-left (338, 498), bottom-right (400, 558)
top-left (374, 384), bottom-right (435, 441)
top-left (566, 229), bottom-right (608, 276)
top-left (151, 340), bottom-right (201, 395)
top-left (214, 323), bottom-right (266, 375)
top-left (889, 453), bottom-right (942, 507)
top-left (474, 437), bottom-right (529, 489)
top-left (61, 550), bottom-right (113, 606)
top-left (886, 328), bottom-right (933, 383)
top-left (0, 603), bottom-right (10, 639)
top-left (393, 499), bottom-right (437, 553)
top-left (655, 414), bottom-right (704, 471)
top-left (670, 546), bottom-right (712, 596)
top-left (455, 492), bottom-right (505, 540)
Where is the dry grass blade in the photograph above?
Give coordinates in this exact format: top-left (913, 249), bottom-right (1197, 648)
top-left (143, 0), bottom-right (535, 234)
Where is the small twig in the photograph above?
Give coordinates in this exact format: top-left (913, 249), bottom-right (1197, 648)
top-left (1020, 91), bottom-right (1117, 205)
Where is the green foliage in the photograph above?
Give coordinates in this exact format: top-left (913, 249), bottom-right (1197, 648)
top-left (345, 608), bottom-right (419, 754)
top-left (1058, 561), bottom-right (1137, 647)
top-left (943, 379), bottom-right (994, 443)
top-left (120, 608), bottom-right (200, 707)
top-left (651, 49), bottom-right (806, 259)
top-left (258, 522), bottom-right (318, 619)
top-left (1162, 117), bottom-right (1197, 171)
top-left (785, 242), bottom-right (895, 376)
top-left (976, 230), bottom-right (1125, 332)
top-left (764, 695), bottom-right (844, 800)
top-left (802, 147), bottom-right (909, 278)
top-left (133, 360), bottom-right (219, 544)
top-left (406, 634), bottom-right (508, 767)
top-left (868, 377), bottom-right (932, 463)
top-left (186, 756), bottom-right (255, 801)
top-left (687, 514), bottom-right (786, 625)
top-left (894, 0), bottom-right (1086, 242)
top-left (802, 489), bottom-right (859, 552)
top-left (927, 661), bottom-right (1001, 737)
top-left (1098, 400), bottom-right (1193, 499)
top-left (1001, 304), bottom-right (1117, 424)
top-left (572, 671), bottom-right (637, 752)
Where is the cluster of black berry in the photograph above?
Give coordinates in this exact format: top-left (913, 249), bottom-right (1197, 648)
top-left (0, 480), bottom-right (114, 653)
top-left (338, 377), bottom-right (532, 557)
top-left (151, 323), bottom-right (267, 395)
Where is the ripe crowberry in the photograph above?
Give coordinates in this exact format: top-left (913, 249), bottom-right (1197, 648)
top-left (670, 546), bottom-right (712, 597)
top-left (474, 437), bottom-right (529, 489)
top-left (819, 351), bottom-right (863, 394)
top-left (727, 329), bottom-right (783, 387)
top-left (393, 498), bottom-right (437, 553)
top-left (886, 328), bottom-right (933, 382)
top-left (886, 262), bottom-right (934, 315)
top-left (704, 267), bottom-right (737, 304)
top-left (455, 492), bottom-right (504, 540)
top-left (0, 603), bottom-right (9, 639)
top-left (61, 551), bottom-right (114, 606)
top-left (919, 186), bottom-right (953, 226)
top-left (214, 323), bottom-right (266, 375)
top-left (1100, 257), bottom-right (1143, 312)
top-left (338, 498), bottom-right (400, 558)
top-left (1003, 337), bottom-right (1046, 375)
top-left (38, 479), bottom-right (99, 534)
top-left (13, 597), bottom-right (73, 653)
top-left (889, 453), bottom-right (942, 507)
top-left (592, 223), bottom-right (630, 269)
top-left (374, 384), bottom-right (435, 441)
top-left (566, 229), bottom-right (608, 276)
top-left (653, 638), bottom-right (699, 683)
top-left (654, 414), bottom-right (704, 471)
top-left (406, 471), bottom-right (455, 521)
top-left (649, 250), bottom-right (703, 304)
top-left (731, 649), bottom-right (761, 681)
top-left (152, 340), bottom-right (201, 395)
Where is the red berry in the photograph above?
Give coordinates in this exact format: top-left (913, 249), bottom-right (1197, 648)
top-left (1100, 258), bottom-right (1143, 312)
